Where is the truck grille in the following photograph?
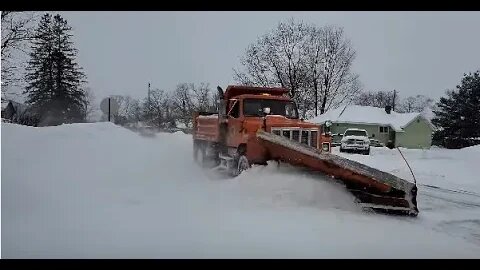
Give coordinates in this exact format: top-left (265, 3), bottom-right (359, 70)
top-left (346, 139), bottom-right (364, 145)
top-left (271, 128), bottom-right (319, 149)
top-left (292, 130), bottom-right (300, 141)
top-left (301, 131), bottom-right (309, 145)
top-left (310, 131), bottom-right (318, 148)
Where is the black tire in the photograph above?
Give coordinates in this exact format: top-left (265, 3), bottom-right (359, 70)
top-left (231, 155), bottom-right (250, 177)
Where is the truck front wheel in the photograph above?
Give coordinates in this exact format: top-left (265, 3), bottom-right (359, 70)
top-left (231, 155), bottom-right (250, 177)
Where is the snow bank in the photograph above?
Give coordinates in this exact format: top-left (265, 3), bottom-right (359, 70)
top-left (2, 122), bottom-right (480, 258)
top-left (332, 145), bottom-right (480, 248)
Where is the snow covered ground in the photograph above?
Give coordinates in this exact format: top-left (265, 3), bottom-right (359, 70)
top-left (2, 122), bottom-right (480, 258)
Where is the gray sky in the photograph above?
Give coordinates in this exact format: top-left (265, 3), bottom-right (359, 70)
top-left (57, 11), bottom-right (480, 103)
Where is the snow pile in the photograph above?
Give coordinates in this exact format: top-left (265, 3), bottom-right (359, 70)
top-left (310, 105), bottom-right (424, 131)
top-left (2, 122), bottom-right (480, 258)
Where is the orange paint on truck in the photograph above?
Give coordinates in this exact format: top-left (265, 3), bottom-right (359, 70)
top-left (193, 85), bottom-right (331, 166)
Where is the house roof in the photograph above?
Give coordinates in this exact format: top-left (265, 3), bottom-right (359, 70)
top-left (3, 100), bottom-right (31, 117)
top-left (309, 105), bottom-right (427, 132)
top-left (1, 99), bottom-right (10, 110)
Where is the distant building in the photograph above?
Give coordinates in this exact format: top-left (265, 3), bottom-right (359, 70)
top-left (310, 105), bottom-right (434, 149)
top-left (1, 100), bottom-right (38, 126)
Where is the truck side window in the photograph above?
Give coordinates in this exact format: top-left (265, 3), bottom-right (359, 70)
top-left (228, 100), bottom-right (240, 118)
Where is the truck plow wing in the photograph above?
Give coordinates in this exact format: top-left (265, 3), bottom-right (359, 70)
top-left (256, 130), bottom-right (419, 216)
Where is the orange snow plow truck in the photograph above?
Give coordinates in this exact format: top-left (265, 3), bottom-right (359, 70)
top-left (192, 85), bottom-right (419, 216)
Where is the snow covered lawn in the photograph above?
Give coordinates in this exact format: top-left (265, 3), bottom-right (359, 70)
top-left (332, 145), bottom-right (480, 194)
top-left (2, 122), bottom-right (480, 258)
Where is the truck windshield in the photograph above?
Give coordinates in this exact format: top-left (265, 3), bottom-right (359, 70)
top-left (344, 130), bottom-right (367, 136)
top-left (243, 99), bottom-right (298, 119)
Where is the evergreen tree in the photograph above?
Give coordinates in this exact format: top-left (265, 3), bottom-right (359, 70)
top-left (24, 13), bottom-right (87, 126)
top-left (432, 71), bottom-right (480, 148)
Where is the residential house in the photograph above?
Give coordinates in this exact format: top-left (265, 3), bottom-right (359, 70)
top-left (310, 105), bottom-right (434, 149)
top-left (1, 100), bottom-right (38, 126)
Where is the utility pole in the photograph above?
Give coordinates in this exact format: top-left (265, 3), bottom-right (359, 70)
top-left (392, 89), bottom-right (397, 111)
top-left (148, 82), bottom-right (151, 107)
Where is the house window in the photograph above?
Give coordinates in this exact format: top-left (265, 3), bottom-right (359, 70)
top-left (379, 126), bottom-right (389, 133)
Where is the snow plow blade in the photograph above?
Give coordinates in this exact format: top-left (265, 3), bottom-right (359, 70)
top-left (256, 130), bottom-right (419, 217)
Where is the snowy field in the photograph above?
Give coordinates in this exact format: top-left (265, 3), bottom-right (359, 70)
top-left (2, 122), bottom-right (480, 258)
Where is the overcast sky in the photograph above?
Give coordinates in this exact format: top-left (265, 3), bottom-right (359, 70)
top-left (56, 11), bottom-right (480, 103)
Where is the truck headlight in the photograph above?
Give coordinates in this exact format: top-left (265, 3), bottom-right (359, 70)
top-left (322, 142), bottom-right (330, 152)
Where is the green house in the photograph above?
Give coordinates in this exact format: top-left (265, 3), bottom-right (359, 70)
top-left (310, 105), bottom-right (434, 149)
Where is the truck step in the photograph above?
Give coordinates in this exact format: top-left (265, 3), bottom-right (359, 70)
top-left (219, 153), bottom-right (234, 161)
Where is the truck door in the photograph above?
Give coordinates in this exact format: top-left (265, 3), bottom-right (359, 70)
top-left (226, 99), bottom-right (243, 147)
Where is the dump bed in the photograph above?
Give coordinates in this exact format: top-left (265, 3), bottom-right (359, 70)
top-left (192, 112), bottom-right (220, 142)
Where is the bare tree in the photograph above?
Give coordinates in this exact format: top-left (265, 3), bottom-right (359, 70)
top-left (307, 25), bottom-right (361, 115)
top-left (210, 90), bottom-right (220, 111)
top-left (234, 19), bottom-right (361, 117)
top-left (399, 96), bottom-right (416, 113)
top-left (83, 87), bottom-right (96, 121)
top-left (171, 83), bottom-right (194, 128)
top-left (143, 89), bottom-right (169, 128)
top-left (119, 96), bottom-right (136, 120)
top-left (190, 82), bottom-right (212, 112)
top-left (354, 90), bottom-right (433, 114)
top-left (234, 19), bottom-right (310, 100)
top-left (398, 94), bottom-right (434, 113)
top-left (162, 93), bottom-right (176, 128)
top-left (129, 98), bottom-right (142, 123)
top-left (1, 11), bottom-right (38, 96)
top-left (169, 82), bottom-right (215, 127)
top-left (354, 90), bottom-right (396, 108)
top-left (104, 95), bottom-right (141, 124)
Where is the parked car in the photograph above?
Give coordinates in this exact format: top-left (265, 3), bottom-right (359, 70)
top-left (369, 139), bottom-right (384, 147)
top-left (330, 133), bottom-right (343, 147)
top-left (339, 128), bottom-right (370, 155)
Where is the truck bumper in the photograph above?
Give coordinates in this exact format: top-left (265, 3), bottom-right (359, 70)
top-left (341, 144), bottom-right (369, 151)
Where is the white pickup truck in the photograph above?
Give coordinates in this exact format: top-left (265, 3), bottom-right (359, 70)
top-left (339, 128), bottom-right (371, 155)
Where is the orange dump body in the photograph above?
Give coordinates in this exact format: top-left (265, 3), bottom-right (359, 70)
top-left (193, 113), bottom-right (219, 142)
